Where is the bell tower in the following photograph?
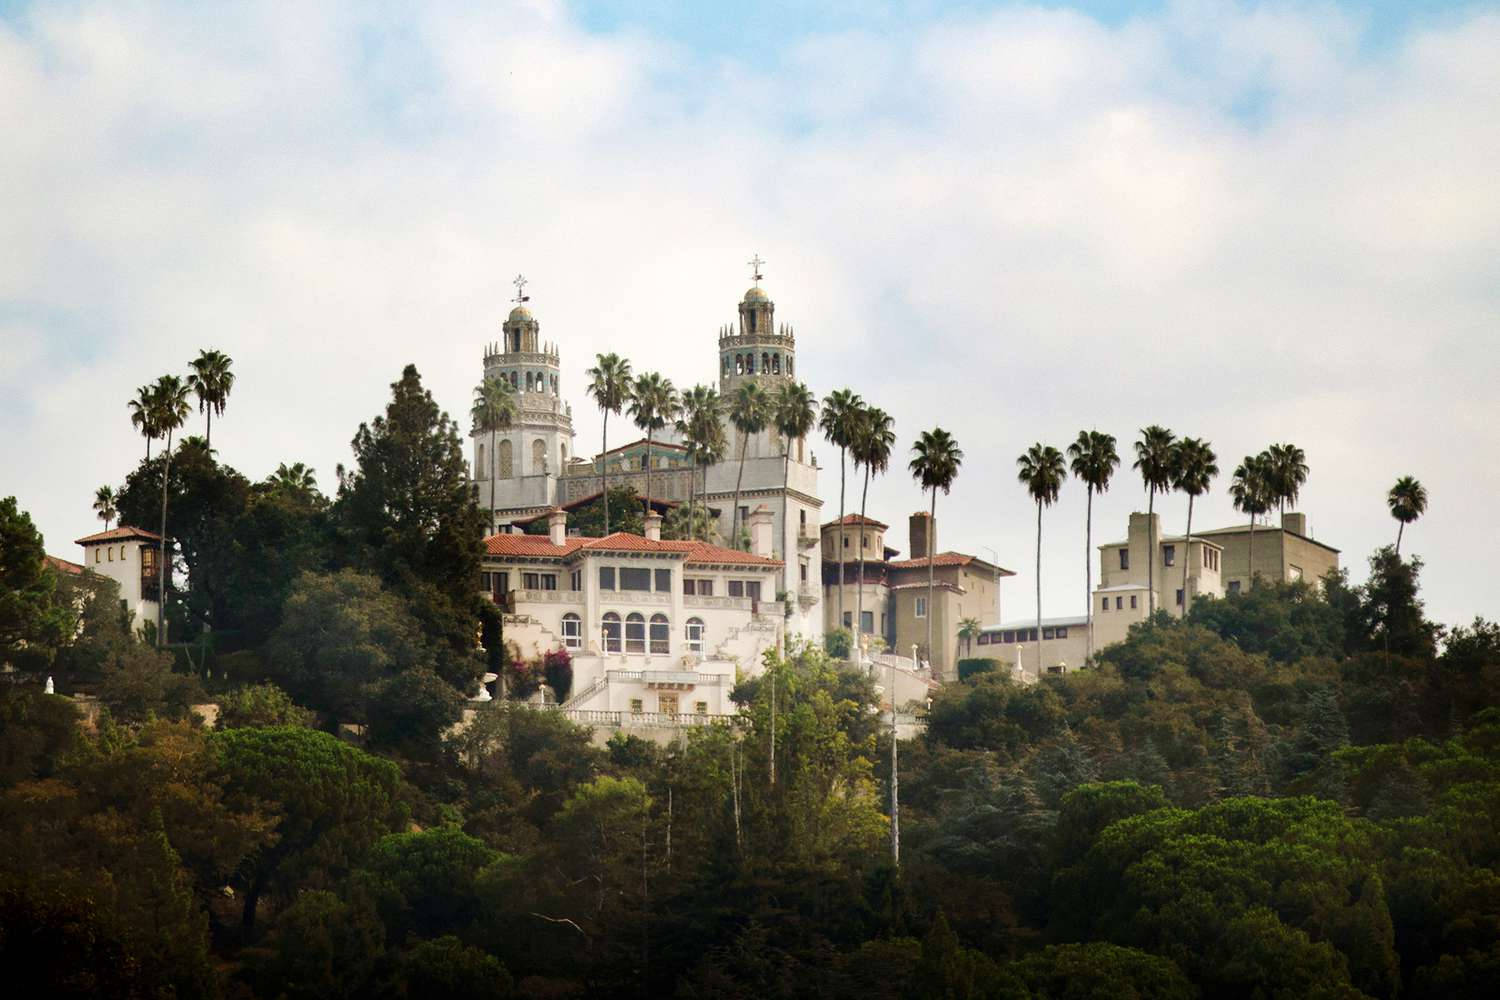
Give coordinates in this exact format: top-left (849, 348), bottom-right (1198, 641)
top-left (718, 254), bottom-right (796, 394)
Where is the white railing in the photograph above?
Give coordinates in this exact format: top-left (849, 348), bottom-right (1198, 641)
top-left (534, 707), bottom-right (739, 729)
top-left (684, 595), bottom-right (753, 611)
top-left (600, 592), bottom-right (673, 606)
top-left (511, 589), bottom-right (585, 605)
top-left (606, 669), bottom-right (729, 686)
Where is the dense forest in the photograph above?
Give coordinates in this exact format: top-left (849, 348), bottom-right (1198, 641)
top-left (3, 361), bottom-right (1498, 998)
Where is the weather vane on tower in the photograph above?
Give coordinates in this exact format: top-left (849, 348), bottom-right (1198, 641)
top-left (748, 254), bottom-right (765, 288)
top-left (512, 274), bottom-right (530, 304)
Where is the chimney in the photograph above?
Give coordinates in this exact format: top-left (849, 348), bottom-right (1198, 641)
top-left (643, 511), bottom-right (662, 542)
top-left (909, 511), bottom-right (934, 561)
top-left (1282, 512), bottom-right (1307, 537)
top-left (748, 506), bottom-right (774, 558)
top-left (548, 508), bottom-right (567, 546)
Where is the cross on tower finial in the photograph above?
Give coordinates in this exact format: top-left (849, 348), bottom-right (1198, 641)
top-left (748, 253), bottom-right (765, 287)
top-left (512, 274), bottom-right (530, 303)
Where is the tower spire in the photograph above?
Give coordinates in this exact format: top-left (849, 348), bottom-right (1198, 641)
top-left (512, 273), bottom-right (530, 304)
top-left (747, 253), bottom-right (765, 288)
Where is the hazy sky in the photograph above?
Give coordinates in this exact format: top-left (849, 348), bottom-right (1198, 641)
top-left (3, 1), bottom-right (1497, 630)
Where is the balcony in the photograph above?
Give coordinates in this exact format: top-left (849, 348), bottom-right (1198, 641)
top-left (509, 589), bottom-right (585, 606)
top-left (797, 583), bottom-right (820, 606)
top-left (684, 595), bottom-right (754, 611)
top-left (797, 529), bottom-right (820, 549)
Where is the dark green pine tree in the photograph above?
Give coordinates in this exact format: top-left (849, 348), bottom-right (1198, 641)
top-left (337, 365), bottom-right (487, 690)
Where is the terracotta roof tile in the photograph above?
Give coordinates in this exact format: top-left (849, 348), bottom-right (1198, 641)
top-left (46, 555), bottom-right (85, 575)
top-left (822, 514), bottom-right (888, 529)
top-left (483, 534), bottom-right (587, 557)
top-left (74, 525), bottom-right (162, 545)
top-left (482, 531), bottom-right (781, 567)
top-left (887, 551), bottom-right (975, 570)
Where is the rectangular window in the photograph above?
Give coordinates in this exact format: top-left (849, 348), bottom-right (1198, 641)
top-left (620, 567), bottom-right (651, 591)
top-left (1043, 628), bottom-right (1055, 640)
top-left (630, 698), bottom-right (643, 714)
top-left (843, 536), bottom-right (849, 548)
top-left (599, 567), bottom-right (615, 590)
top-left (739, 505), bottom-right (749, 526)
top-left (1228, 580), bottom-right (1241, 595)
top-left (745, 581), bottom-right (762, 601)
top-left (561, 616), bottom-right (582, 648)
top-left (1101, 597), bottom-right (1108, 612)
top-left (861, 610), bottom-right (874, 634)
top-left (1003, 630), bottom-right (1015, 643)
top-left (686, 619), bottom-right (705, 652)
top-left (978, 633), bottom-right (991, 645)
top-left (1027, 628), bottom-right (1039, 642)
top-left (1116, 596), bottom-right (1124, 610)
top-left (1176, 588), bottom-right (1184, 606)
top-left (1129, 595), bottom-right (1137, 609)
top-left (1119, 548), bottom-right (1130, 570)
top-left (570, 570), bottom-right (582, 592)
top-left (655, 568), bottom-right (672, 592)
top-left (800, 561), bottom-right (808, 582)
top-left (915, 596), bottom-right (927, 619)
top-left (728, 580), bottom-right (744, 598)
top-left (522, 572), bottom-right (557, 591)
top-left (695, 701), bottom-right (708, 715)
top-left (683, 578), bottom-right (695, 595)
top-left (697, 579), bottom-right (714, 597)
top-left (843, 612), bottom-right (852, 628)
top-left (1056, 627), bottom-right (1068, 638)
top-left (862, 534), bottom-right (869, 548)
top-left (1163, 544), bottom-right (1176, 567)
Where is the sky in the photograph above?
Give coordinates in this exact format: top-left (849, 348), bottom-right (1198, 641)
top-left (2, 0), bottom-right (1497, 631)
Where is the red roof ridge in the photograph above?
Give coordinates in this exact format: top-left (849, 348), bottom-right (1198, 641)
top-left (74, 525), bottom-right (163, 545)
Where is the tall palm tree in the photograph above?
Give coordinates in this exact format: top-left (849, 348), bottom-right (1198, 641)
top-left (1229, 454), bottom-right (1272, 588)
top-left (470, 375), bottom-right (518, 535)
top-left (128, 384), bottom-right (160, 461)
top-left (1017, 444), bottom-right (1066, 677)
top-left (727, 383), bottom-right (770, 550)
top-left (270, 462), bottom-right (318, 493)
top-left (148, 374), bottom-right (191, 645)
top-left (773, 382), bottom-right (818, 595)
top-left (820, 389), bottom-right (865, 629)
top-left (957, 617), bottom-right (982, 659)
top-left (585, 353), bottom-right (633, 535)
top-left (1132, 425), bottom-right (1177, 615)
top-left (1172, 437), bottom-right (1218, 616)
top-left (1387, 476), bottom-right (1428, 554)
top-left (850, 406), bottom-right (895, 650)
top-left (677, 385), bottom-right (724, 541)
top-left (186, 349), bottom-right (235, 449)
top-left (1067, 430), bottom-right (1119, 662)
top-left (93, 486), bottom-right (117, 531)
top-left (1264, 443), bottom-right (1309, 574)
top-left (909, 428), bottom-right (962, 677)
top-left (628, 372), bottom-right (680, 521)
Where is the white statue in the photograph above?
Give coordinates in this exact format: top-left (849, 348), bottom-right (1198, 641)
top-left (44, 675), bottom-right (54, 695)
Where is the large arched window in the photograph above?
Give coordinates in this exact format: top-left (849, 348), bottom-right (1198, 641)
top-left (735, 353), bottom-right (744, 375)
top-left (746, 353), bottom-right (755, 374)
top-left (532, 439), bottom-right (547, 474)
top-left (649, 613), bottom-right (669, 654)
top-left (772, 353), bottom-right (781, 374)
top-left (787, 356), bottom-right (794, 377)
top-left (761, 352), bottom-right (770, 373)
top-left (625, 612), bottom-right (646, 653)
top-left (601, 612), bottom-right (621, 653)
top-left (723, 356), bottom-right (732, 375)
top-left (498, 439), bottom-right (513, 479)
top-left (686, 617), bottom-right (705, 654)
top-left (476, 442), bottom-right (487, 480)
top-left (561, 613), bottom-right (582, 649)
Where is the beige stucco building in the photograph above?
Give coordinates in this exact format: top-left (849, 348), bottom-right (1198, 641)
top-left (74, 525), bottom-right (162, 634)
top-left (1197, 512), bottom-right (1340, 594)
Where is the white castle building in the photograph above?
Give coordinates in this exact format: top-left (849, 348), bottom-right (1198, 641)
top-left (470, 272), bottom-right (825, 642)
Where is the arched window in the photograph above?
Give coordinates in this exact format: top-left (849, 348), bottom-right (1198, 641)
top-left (748, 311), bottom-right (757, 333)
top-left (762, 352), bottom-right (770, 373)
top-left (772, 353), bottom-right (781, 374)
top-left (723, 356), bottom-right (732, 375)
top-left (532, 439), bottom-right (546, 474)
top-left (735, 353), bottom-right (744, 375)
top-left (625, 613), bottom-right (646, 653)
top-left (509, 371), bottom-right (518, 389)
top-left (476, 442), bottom-right (487, 480)
top-left (686, 617), bottom-right (705, 653)
top-left (649, 613), bottom-right (669, 654)
top-left (601, 612), bottom-right (621, 653)
top-left (561, 613), bottom-right (582, 649)
top-left (559, 443), bottom-right (567, 467)
top-left (746, 354), bottom-right (755, 374)
top-left (787, 356), bottom-right (794, 377)
top-left (498, 439), bottom-right (513, 479)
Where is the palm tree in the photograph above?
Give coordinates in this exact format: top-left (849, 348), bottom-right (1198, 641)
top-left (628, 372), bottom-right (680, 521)
top-left (677, 385), bottom-right (724, 541)
top-left (270, 462), bottom-right (318, 493)
top-left (585, 353), bottom-right (633, 536)
top-left (1132, 425), bottom-right (1177, 615)
top-left (957, 617), bottom-right (982, 659)
top-left (470, 375), bottom-right (518, 535)
top-left (820, 389), bottom-right (865, 629)
top-left (93, 486), bottom-right (117, 531)
top-left (773, 382), bottom-right (818, 595)
top-left (1171, 437), bottom-right (1218, 616)
top-left (909, 428), bottom-right (963, 676)
top-left (850, 406), bottom-right (895, 650)
top-left (1264, 443), bottom-right (1309, 574)
top-left (1229, 454), bottom-right (1272, 587)
top-left (1017, 444), bottom-right (1066, 677)
top-left (148, 374), bottom-right (191, 645)
top-left (1387, 476), bottom-right (1428, 554)
top-left (727, 383), bottom-right (770, 549)
top-left (186, 349), bottom-right (235, 449)
top-left (128, 384), bottom-right (160, 461)
top-left (1067, 430), bottom-right (1119, 662)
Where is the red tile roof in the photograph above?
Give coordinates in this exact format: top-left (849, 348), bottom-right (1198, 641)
top-left (887, 551), bottom-right (976, 570)
top-left (46, 555), bottom-right (85, 575)
top-left (74, 525), bottom-right (162, 545)
top-left (482, 531), bottom-right (781, 567)
top-left (823, 514), bottom-right (888, 529)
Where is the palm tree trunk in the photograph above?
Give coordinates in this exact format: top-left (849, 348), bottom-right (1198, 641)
top-left (490, 426), bottom-right (497, 535)
top-left (1146, 488), bottom-right (1156, 616)
top-left (857, 464), bottom-right (871, 657)
top-left (1035, 499), bottom-right (1043, 678)
top-left (687, 459), bottom-right (696, 542)
top-left (926, 488), bottom-right (936, 678)
top-left (146, 437), bottom-right (152, 463)
top-left (1395, 522), bottom-right (1404, 555)
top-left (601, 413), bottom-right (610, 536)
top-left (156, 429), bottom-right (173, 646)
top-left (838, 447), bottom-right (847, 633)
top-left (1182, 496), bottom-right (1194, 616)
top-left (783, 444), bottom-right (793, 604)
top-left (1278, 500), bottom-right (1286, 579)
top-left (890, 661), bottom-right (900, 870)
top-left (732, 433), bottom-right (748, 550)
top-left (645, 430), bottom-right (653, 518)
top-left (1247, 519), bottom-right (1255, 590)
top-left (1085, 486), bottom-right (1094, 663)
top-left (205, 408), bottom-right (211, 450)
top-left (769, 668), bottom-right (776, 786)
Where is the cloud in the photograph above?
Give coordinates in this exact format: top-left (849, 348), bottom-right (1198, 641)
top-left (2, 0), bottom-right (1497, 627)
